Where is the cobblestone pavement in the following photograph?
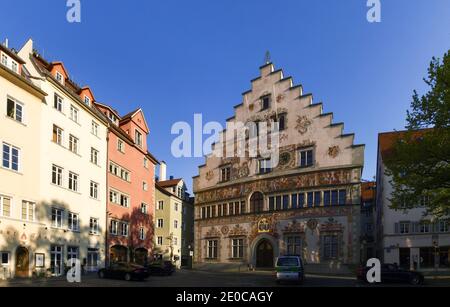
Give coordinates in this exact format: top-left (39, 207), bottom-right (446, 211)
top-left (0, 269), bottom-right (449, 287)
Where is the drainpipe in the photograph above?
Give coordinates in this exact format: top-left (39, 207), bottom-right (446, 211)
top-left (105, 130), bottom-right (110, 267)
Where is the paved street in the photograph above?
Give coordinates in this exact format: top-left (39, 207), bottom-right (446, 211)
top-left (1, 269), bottom-right (449, 287)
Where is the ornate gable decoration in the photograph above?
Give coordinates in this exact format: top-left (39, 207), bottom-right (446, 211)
top-left (228, 224), bottom-right (248, 237)
top-left (283, 220), bottom-right (305, 234)
top-left (320, 218), bottom-right (344, 233)
top-left (204, 227), bottom-right (222, 239)
top-left (295, 116), bottom-right (312, 135)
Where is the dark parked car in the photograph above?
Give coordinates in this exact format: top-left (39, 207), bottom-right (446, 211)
top-left (98, 262), bottom-right (150, 281)
top-left (357, 263), bottom-right (424, 285)
top-left (146, 261), bottom-right (176, 276)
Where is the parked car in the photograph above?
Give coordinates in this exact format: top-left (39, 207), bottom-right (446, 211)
top-left (98, 262), bottom-right (150, 281)
top-left (146, 261), bottom-right (176, 276)
top-left (275, 255), bottom-right (305, 284)
top-left (356, 263), bottom-right (424, 285)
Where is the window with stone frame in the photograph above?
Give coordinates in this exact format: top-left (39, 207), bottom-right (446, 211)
top-left (285, 236), bottom-right (302, 256)
top-left (231, 238), bottom-right (244, 259)
top-left (322, 235), bottom-right (338, 260)
top-left (220, 166), bottom-right (231, 182)
top-left (261, 94), bottom-right (272, 111)
top-left (207, 240), bottom-right (218, 259)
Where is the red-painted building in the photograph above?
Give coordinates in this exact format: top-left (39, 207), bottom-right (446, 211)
top-left (94, 103), bottom-right (158, 265)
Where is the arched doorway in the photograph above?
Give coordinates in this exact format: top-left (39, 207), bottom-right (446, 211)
top-left (134, 248), bottom-right (148, 266)
top-left (110, 245), bottom-right (128, 264)
top-left (15, 246), bottom-right (29, 278)
top-left (250, 192), bottom-right (264, 213)
top-left (256, 239), bottom-right (274, 268)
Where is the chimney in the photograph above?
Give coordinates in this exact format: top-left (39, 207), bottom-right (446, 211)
top-left (159, 161), bottom-right (167, 182)
top-left (4, 38), bottom-right (8, 48)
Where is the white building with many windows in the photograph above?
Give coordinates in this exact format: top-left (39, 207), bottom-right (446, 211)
top-left (375, 131), bottom-right (450, 271)
top-left (0, 38), bottom-right (109, 279)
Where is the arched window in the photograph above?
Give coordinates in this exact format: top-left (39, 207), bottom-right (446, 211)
top-left (250, 192), bottom-right (264, 213)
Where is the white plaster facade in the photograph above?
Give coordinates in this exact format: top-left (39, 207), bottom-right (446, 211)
top-left (0, 39), bottom-right (109, 279)
top-left (376, 132), bottom-right (450, 271)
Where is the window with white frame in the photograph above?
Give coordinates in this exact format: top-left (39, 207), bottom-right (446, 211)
top-left (135, 130), bottom-right (143, 147)
top-left (84, 96), bottom-right (91, 106)
top-left (157, 237), bottom-right (163, 245)
top-left (419, 221), bottom-right (431, 233)
top-left (1, 54), bottom-right (7, 66)
top-left (90, 218), bottom-right (99, 234)
top-left (110, 220), bottom-right (118, 235)
top-left (121, 223), bottom-right (129, 237)
top-left (68, 172), bottom-right (79, 192)
top-left (120, 194), bottom-right (130, 208)
top-left (139, 227), bottom-right (145, 240)
top-left (109, 190), bottom-right (119, 204)
top-left (51, 208), bottom-right (64, 228)
top-left (21, 201), bottom-right (35, 221)
top-left (109, 161), bottom-right (130, 182)
top-left (143, 181), bottom-right (148, 191)
top-left (141, 203), bottom-right (148, 214)
top-left (207, 240), bottom-right (218, 259)
top-left (173, 237), bottom-right (178, 246)
top-left (54, 94), bottom-right (63, 112)
top-left (90, 181), bottom-right (99, 199)
top-left (157, 219), bottom-right (164, 228)
top-left (117, 139), bottom-right (125, 153)
top-left (67, 246), bottom-right (79, 260)
top-left (158, 201), bottom-right (164, 210)
top-left (52, 125), bottom-right (63, 145)
top-left (0, 195), bottom-right (11, 217)
top-left (440, 220), bottom-right (449, 233)
top-left (11, 61), bottom-right (18, 73)
top-left (68, 212), bottom-right (79, 231)
top-left (52, 165), bottom-right (63, 186)
top-left (175, 203), bottom-right (179, 212)
top-left (232, 238), bottom-right (244, 259)
top-left (143, 158), bottom-right (148, 169)
top-left (400, 222), bottom-right (410, 234)
top-left (6, 98), bottom-right (23, 123)
top-left (70, 105), bottom-right (79, 123)
top-left (68, 135), bottom-right (79, 154)
top-left (1, 252), bottom-right (10, 266)
top-left (91, 121), bottom-right (99, 136)
top-left (2, 143), bottom-right (20, 172)
top-left (90, 148), bottom-right (99, 165)
top-left (299, 148), bottom-right (314, 167)
top-left (174, 220), bottom-right (178, 229)
top-left (55, 71), bottom-right (64, 84)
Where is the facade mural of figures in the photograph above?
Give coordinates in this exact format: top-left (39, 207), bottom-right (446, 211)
top-left (375, 131), bottom-right (450, 271)
top-left (94, 104), bottom-right (158, 266)
top-left (193, 62), bottom-right (365, 270)
top-left (154, 162), bottom-right (195, 268)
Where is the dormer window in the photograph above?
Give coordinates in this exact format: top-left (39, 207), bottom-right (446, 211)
top-left (108, 112), bottom-right (118, 125)
top-left (84, 96), bottom-right (91, 106)
top-left (11, 61), bottom-right (18, 73)
top-left (261, 94), bottom-right (271, 111)
top-left (135, 130), bottom-right (143, 147)
top-left (55, 71), bottom-right (64, 84)
top-left (1, 54), bottom-right (7, 66)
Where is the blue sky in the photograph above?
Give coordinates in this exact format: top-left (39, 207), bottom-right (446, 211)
top-left (1, 0), bottom-right (449, 192)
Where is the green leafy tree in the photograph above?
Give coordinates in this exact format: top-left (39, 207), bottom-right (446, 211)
top-left (384, 51), bottom-right (450, 217)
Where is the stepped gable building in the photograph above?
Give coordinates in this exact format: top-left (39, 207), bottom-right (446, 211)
top-left (193, 62), bottom-right (365, 269)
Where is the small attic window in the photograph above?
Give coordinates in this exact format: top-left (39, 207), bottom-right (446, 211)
top-left (55, 71), bottom-right (64, 84)
top-left (84, 95), bottom-right (91, 106)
